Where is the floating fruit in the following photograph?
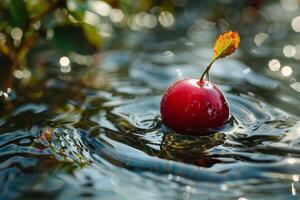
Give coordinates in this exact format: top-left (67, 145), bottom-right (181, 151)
top-left (160, 31), bottom-right (240, 135)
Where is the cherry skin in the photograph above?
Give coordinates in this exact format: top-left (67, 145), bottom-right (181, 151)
top-left (160, 78), bottom-right (229, 135)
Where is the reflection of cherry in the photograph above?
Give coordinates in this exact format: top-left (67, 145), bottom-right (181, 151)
top-left (159, 132), bottom-right (225, 167)
top-left (160, 79), bottom-right (229, 135)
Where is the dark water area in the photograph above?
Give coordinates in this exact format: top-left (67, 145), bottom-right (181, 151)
top-left (1, 1), bottom-right (300, 200)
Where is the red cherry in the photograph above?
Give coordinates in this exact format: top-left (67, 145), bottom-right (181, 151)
top-left (160, 78), bottom-right (229, 135)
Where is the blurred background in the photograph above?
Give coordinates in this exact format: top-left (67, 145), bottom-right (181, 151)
top-left (0, 0), bottom-right (300, 200)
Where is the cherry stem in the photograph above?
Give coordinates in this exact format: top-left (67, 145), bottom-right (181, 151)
top-left (199, 58), bottom-right (217, 82)
top-left (200, 43), bottom-right (235, 83)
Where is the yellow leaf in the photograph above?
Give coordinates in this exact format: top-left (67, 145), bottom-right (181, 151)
top-left (213, 31), bottom-right (240, 60)
top-left (199, 31), bottom-right (240, 82)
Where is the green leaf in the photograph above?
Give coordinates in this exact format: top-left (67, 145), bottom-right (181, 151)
top-left (8, 0), bottom-right (29, 28)
top-left (82, 23), bottom-right (101, 49)
top-left (52, 24), bottom-right (98, 55)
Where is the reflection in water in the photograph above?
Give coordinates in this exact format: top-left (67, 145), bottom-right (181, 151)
top-left (160, 132), bottom-right (226, 167)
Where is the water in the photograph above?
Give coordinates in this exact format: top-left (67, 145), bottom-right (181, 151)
top-left (1, 2), bottom-right (300, 200)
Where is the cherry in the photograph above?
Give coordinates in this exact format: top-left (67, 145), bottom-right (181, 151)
top-left (160, 79), bottom-right (229, 135)
top-left (160, 31), bottom-right (239, 135)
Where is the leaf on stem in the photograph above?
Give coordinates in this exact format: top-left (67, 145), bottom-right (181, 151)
top-left (213, 31), bottom-right (240, 60)
top-left (199, 31), bottom-right (240, 82)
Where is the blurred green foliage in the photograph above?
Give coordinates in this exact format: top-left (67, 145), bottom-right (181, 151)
top-left (0, 0), bottom-right (179, 91)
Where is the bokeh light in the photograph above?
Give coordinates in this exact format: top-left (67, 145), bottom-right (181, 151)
top-left (291, 16), bottom-right (300, 32)
top-left (59, 56), bottom-right (72, 73)
top-left (90, 1), bottom-right (111, 17)
top-left (59, 56), bottom-right (70, 67)
top-left (134, 12), bottom-right (147, 28)
top-left (268, 59), bottom-right (281, 71)
top-left (281, 66), bottom-right (293, 76)
top-left (13, 69), bottom-right (31, 79)
top-left (254, 32), bottom-right (269, 46)
top-left (158, 11), bottom-right (174, 27)
top-left (283, 45), bottom-right (296, 57)
top-left (109, 9), bottom-right (124, 23)
top-left (10, 27), bottom-right (23, 40)
top-left (143, 14), bottom-right (157, 28)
